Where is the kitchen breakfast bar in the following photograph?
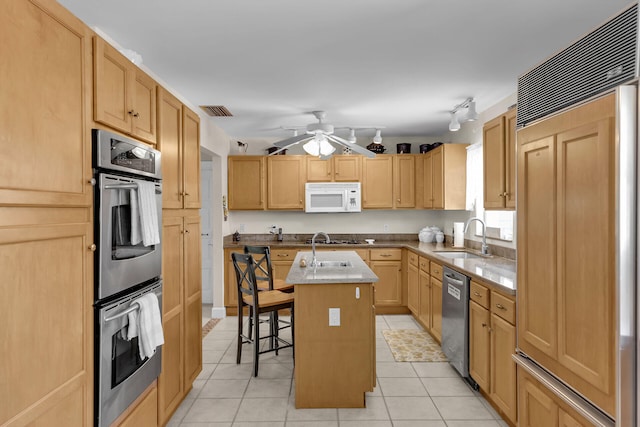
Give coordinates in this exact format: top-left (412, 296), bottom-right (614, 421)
top-left (286, 250), bottom-right (379, 408)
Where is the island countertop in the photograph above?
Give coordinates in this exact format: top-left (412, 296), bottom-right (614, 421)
top-left (286, 250), bottom-right (379, 284)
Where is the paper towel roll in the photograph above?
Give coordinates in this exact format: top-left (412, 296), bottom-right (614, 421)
top-left (453, 222), bottom-right (465, 248)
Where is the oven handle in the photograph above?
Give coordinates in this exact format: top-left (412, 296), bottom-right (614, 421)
top-left (104, 183), bottom-right (162, 194)
top-left (103, 290), bottom-right (163, 323)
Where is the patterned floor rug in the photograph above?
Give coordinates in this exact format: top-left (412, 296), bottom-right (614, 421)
top-left (382, 329), bottom-right (448, 362)
top-left (202, 318), bottom-right (221, 338)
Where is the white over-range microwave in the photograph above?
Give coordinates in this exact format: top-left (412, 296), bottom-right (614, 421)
top-left (305, 182), bottom-right (361, 213)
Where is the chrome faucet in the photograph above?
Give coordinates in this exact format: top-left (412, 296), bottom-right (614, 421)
top-left (311, 232), bottom-right (331, 267)
top-left (464, 217), bottom-right (490, 255)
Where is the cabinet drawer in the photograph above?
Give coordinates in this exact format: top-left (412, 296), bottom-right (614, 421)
top-left (418, 256), bottom-right (430, 273)
top-left (370, 248), bottom-right (402, 261)
top-left (408, 251), bottom-right (419, 268)
top-left (491, 291), bottom-right (515, 324)
top-left (470, 281), bottom-right (490, 309)
top-left (271, 248), bottom-right (299, 260)
top-left (430, 261), bottom-right (442, 279)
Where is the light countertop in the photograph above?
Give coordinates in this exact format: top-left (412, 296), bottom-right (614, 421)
top-left (286, 250), bottom-right (379, 284)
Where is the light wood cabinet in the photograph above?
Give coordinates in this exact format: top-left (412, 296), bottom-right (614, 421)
top-left (518, 368), bottom-right (593, 427)
top-left (0, 0), bottom-right (93, 208)
top-left (517, 94), bottom-right (615, 416)
top-left (271, 248), bottom-right (298, 282)
top-left (407, 252), bottom-right (419, 314)
top-left (418, 269), bottom-right (431, 330)
top-left (413, 257), bottom-right (442, 343)
top-left (369, 248), bottom-right (403, 310)
top-left (267, 156), bottom-right (306, 209)
top-left (228, 156), bottom-right (266, 210)
top-left (158, 87), bottom-right (201, 209)
top-left (469, 299), bottom-right (491, 391)
top-left (483, 108), bottom-right (516, 209)
top-left (430, 276), bottom-right (442, 342)
top-left (0, 1), bottom-right (94, 425)
top-left (307, 155), bottom-right (362, 182)
top-left (159, 213), bottom-right (202, 425)
top-left (394, 155), bottom-right (416, 208)
top-left (362, 155), bottom-right (394, 208)
top-left (113, 382), bottom-right (158, 427)
top-left (94, 36), bottom-right (157, 145)
top-left (295, 282), bottom-right (375, 407)
top-left (417, 144), bottom-right (467, 209)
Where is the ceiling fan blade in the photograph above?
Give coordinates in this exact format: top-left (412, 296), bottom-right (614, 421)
top-left (326, 135), bottom-right (376, 158)
top-left (273, 133), bottom-right (312, 148)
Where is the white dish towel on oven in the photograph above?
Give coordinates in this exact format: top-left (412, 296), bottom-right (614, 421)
top-left (130, 181), bottom-right (160, 247)
top-left (131, 293), bottom-right (164, 360)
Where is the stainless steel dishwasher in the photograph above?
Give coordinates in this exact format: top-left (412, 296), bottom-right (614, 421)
top-left (441, 266), bottom-right (473, 384)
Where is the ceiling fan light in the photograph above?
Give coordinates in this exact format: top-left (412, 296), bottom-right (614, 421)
top-left (347, 129), bottom-right (357, 143)
top-left (449, 112), bottom-right (461, 132)
top-left (466, 100), bottom-right (478, 121)
top-left (303, 139), bottom-right (320, 156)
top-left (372, 129), bottom-right (382, 144)
top-left (319, 139), bottom-right (336, 156)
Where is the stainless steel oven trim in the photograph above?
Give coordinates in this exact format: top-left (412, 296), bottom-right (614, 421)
top-left (97, 280), bottom-right (163, 427)
top-left (93, 128), bottom-right (162, 180)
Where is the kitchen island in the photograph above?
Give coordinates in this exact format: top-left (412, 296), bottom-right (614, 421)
top-left (286, 250), bottom-right (378, 408)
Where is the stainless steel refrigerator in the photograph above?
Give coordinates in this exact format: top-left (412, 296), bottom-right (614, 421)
top-left (513, 3), bottom-right (637, 426)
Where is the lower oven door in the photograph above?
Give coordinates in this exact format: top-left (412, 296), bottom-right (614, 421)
top-left (96, 280), bottom-right (163, 427)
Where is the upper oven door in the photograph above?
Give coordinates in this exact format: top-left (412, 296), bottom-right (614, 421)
top-left (96, 173), bottom-right (162, 301)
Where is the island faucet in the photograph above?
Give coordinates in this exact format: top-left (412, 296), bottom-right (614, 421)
top-left (464, 217), bottom-right (490, 255)
top-left (311, 232), bottom-right (331, 267)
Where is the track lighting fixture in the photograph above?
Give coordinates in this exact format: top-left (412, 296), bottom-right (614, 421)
top-left (347, 128), bottom-right (357, 143)
top-left (372, 129), bottom-right (383, 144)
top-left (448, 97), bottom-right (477, 131)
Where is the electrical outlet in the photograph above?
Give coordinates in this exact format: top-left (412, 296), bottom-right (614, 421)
top-left (383, 224), bottom-right (389, 232)
top-left (239, 224), bottom-right (245, 232)
top-left (329, 308), bottom-right (340, 326)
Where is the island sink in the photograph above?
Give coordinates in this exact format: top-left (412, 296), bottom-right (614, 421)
top-left (315, 260), bottom-right (353, 268)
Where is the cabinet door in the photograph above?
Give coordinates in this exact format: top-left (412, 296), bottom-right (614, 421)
top-left (490, 313), bottom-right (517, 423)
top-left (183, 107), bottom-right (201, 209)
top-left (430, 277), bottom-right (442, 342)
top-left (158, 87), bottom-right (183, 209)
top-left (469, 301), bottom-right (490, 391)
top-left (431, 147), bottom-right (445, 209)
top-left (394, 155), bottom-right (416, 208)
top-left (184, 216), bottom-right (202, 387)
top-left (0, 218), bottom-right (93, 426)
top-left (117, 384), bottom-right (158, 427)
top-left (518, 369), bottom-right (559, 427)
top-left (483, 115), bottom-right (506, 209)
top-left (267, 156), bottom-right (306, 209)
top-left (158, 216), bottom-right (184, 424)
top-left (0, 0), bottom-right (92, 207)
top-left (505, 109), bottom-right (517, 209)
top-left (407, 263), bottom-right (419, 314)
top-left (559, 408), bottom-right (590, 427)
top-left (130, 70), bottom-right (157, 144)
top-left (418, 270), bottom-right (431, 329)
top-left (307, 156), bottom-right (332, 181)
top-left (420, 153), bottom-right (434, 208)
top-left (370, 260), bottom-right (402, 306)
top-left (334, 155), bottom-right (361, 181)
top-left (362, 156), bottom-right (393, 208)
top-left (94, 36), bottom-right (133, 134)
top-left (228, 156), bottom-right (265, 210)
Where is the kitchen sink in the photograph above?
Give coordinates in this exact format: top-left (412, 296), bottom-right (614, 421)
top-left (434, 251), bottom-right (484, 259)
top-left (314, 260), bottom-right (353, 268)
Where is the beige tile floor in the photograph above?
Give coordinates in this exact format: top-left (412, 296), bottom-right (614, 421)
top-left (170, 314), bottom-right (509, 427)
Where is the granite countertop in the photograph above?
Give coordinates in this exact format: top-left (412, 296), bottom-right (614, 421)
top-left (286, 251), bottom-right (379, 284)
top-left (224, 236), bottom-right (516, 295)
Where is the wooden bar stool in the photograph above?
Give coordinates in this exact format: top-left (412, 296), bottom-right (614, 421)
top-left (231, 252), bottom-right (294, 376)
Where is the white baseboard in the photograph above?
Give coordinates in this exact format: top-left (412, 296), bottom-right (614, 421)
top-left (211, 306), bottom-right (226, 319)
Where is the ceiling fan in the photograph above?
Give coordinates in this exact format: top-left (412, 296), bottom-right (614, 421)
top-left (267, 111), bottom-right (383, 159)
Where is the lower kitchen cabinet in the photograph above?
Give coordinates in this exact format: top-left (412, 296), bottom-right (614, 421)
top-left (430, 276), bottom-right (442, 342)
top-left (113, 382), bottom-right (158, 427)
top-left (518, 368), bottom-right (593, 427)
top-left (271, 248), bottom-right (298, 282)
top-left (468, 280), bottom-right (517, 425)
top-left (159, 212), bottom-right (202, 425)
top-left (369, 248), bottom-right (405, 313)
top-left (407, 251), bottom-right (420, 314)
top-left (418, 268), bottom-right (431, 329)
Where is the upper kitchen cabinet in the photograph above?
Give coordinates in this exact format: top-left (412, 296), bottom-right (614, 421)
top-left (228, 156), bottom-right (266, 210)
top-left (417, 144), bottom-right (467, 209)
top-left (267, 156), bottom-right (306, 210)
top-left (362, 155), bottom-right (394, 208)
top-left (517, 94), bottom-right (615, 416)
top-left (483, 108), bottom-right (516, 209)
top-left (94, 36), bottom-right (157, 145)
top-left (307, 155), bottom-right (362, 182)
top-left (394, 155), bottom-right (416, 208)
top-left (0, 0), bottom-right (93, 207)
top-left (158, 87), bottom-right (201, 209)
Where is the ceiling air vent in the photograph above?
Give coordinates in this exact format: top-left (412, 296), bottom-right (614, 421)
top-left (200, 105), bottom-right (233, 117)
top-left (517, 3), bottom-right (638, 128)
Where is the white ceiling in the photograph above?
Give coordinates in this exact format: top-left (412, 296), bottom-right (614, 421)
top-left (59, 0), bottom-right (632, 141)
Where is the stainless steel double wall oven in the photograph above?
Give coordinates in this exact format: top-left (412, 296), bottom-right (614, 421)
top-left (92, 129), bottom-right (163, 427)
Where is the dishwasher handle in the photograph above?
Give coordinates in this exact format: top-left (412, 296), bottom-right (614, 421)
top-left (444, 273), bottom-right (464, 286)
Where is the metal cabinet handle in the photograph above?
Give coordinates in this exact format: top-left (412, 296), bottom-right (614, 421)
top-left (481, 323), bottom-right (487, 328)
top-left (89, 244), bottom-right (96, 252)
top-left (380, 254), bottom-right (391, 257)
top-left (277, 254), bottom-right (289, 257)
top-left (473, 291), bottom-right (482, 297)
top-left (495, 303), bottom-right (506, 310)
